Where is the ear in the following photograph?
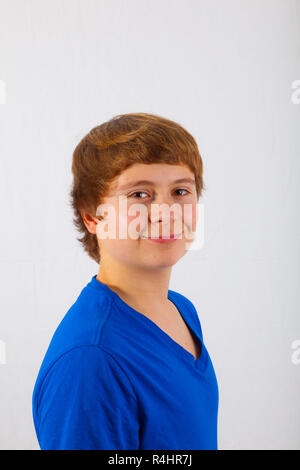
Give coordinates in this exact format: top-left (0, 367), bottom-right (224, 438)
top-left (80, 210), bottom-right (99, 235)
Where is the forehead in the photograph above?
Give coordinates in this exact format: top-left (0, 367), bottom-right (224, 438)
top-left (108, 163), bottom-right (195, 193)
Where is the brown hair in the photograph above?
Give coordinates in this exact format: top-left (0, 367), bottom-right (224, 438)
top-left (69, 112), bottom-right (205, 264)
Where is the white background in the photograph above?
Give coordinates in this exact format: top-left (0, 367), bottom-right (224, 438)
top-left (0, 0), bottom-right (299, 450)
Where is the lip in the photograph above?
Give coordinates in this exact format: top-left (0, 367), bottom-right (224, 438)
top-left (141, 233), bottom-right (182, 243)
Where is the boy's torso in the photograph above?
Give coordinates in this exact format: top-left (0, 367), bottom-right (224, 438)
top-left (33, 279), bottom-right (218, 450)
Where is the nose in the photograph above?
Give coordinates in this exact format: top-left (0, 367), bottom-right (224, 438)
top-left (149, 194), bottom-right (178, 224)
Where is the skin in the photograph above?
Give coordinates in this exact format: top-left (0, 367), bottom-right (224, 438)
top-left (81, 163), bottom-right (198, 322)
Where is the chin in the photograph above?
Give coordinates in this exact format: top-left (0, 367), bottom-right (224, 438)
top-left (147, 251), bottom-right (184, 268)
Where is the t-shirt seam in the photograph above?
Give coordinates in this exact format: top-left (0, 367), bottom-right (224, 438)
top-left (96, 346), bottom-right (141, 416)
top-left (80, 286), bottom-right (120, 348)
top-left (35, 344), bottom-right (139, 428)
top-left (94, 293), bottom-right (115, 345)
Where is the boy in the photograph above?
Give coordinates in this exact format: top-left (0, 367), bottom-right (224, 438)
top-left (32, 112), bottom-right (219, 450)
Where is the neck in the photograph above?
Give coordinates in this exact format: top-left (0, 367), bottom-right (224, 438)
top-left (96, 255), bottom-right (172, 310)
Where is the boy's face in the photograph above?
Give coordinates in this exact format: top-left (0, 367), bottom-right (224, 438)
top-left (94, 163), bottom-right (199, 269)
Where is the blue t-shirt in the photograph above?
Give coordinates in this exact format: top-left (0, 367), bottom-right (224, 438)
top-left (32, 274), bottom-right (219, 450)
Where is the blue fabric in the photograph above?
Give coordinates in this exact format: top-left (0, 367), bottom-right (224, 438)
top-left (32, 274), bottom-right (219, 450)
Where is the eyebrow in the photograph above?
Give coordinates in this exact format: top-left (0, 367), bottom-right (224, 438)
top-left (116, 177), bottom-right (196, 191)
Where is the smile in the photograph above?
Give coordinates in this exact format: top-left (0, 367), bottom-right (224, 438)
top-left (141, 233), bottom-right (182, 243)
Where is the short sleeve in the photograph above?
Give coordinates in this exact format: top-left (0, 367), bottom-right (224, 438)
top-left (34, 346), bottom-right (140, 450)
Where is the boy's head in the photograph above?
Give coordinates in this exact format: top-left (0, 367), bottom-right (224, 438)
top-left (70, 113), bottom-right (205, 266)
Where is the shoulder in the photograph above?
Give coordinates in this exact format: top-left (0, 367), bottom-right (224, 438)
top-left (34, 285), bottom-right (118, 396)
top-left (48, 288), bottom-right (113, 348)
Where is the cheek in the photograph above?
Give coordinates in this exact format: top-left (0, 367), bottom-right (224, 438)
top-left (182, 202), bottom-right (198, 233)
top-left (116, 207), bottom-right (148, 241)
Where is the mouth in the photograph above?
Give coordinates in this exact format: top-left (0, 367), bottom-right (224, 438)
top-left (141, 233), bottom-right (182, 242)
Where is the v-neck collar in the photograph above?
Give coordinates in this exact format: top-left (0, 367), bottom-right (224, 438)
top-left (88, 274), bottom-right (208, 373)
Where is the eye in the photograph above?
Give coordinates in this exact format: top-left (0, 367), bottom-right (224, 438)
top-left (174, 188), bottom-right (189, 196)
top-left (127, 188), bottom-right (190, 199)
top-left (128, 191), bottom-right (149, 199)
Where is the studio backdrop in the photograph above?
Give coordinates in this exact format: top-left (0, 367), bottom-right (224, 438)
top-left (0, 0), bottom-right (299, 450)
